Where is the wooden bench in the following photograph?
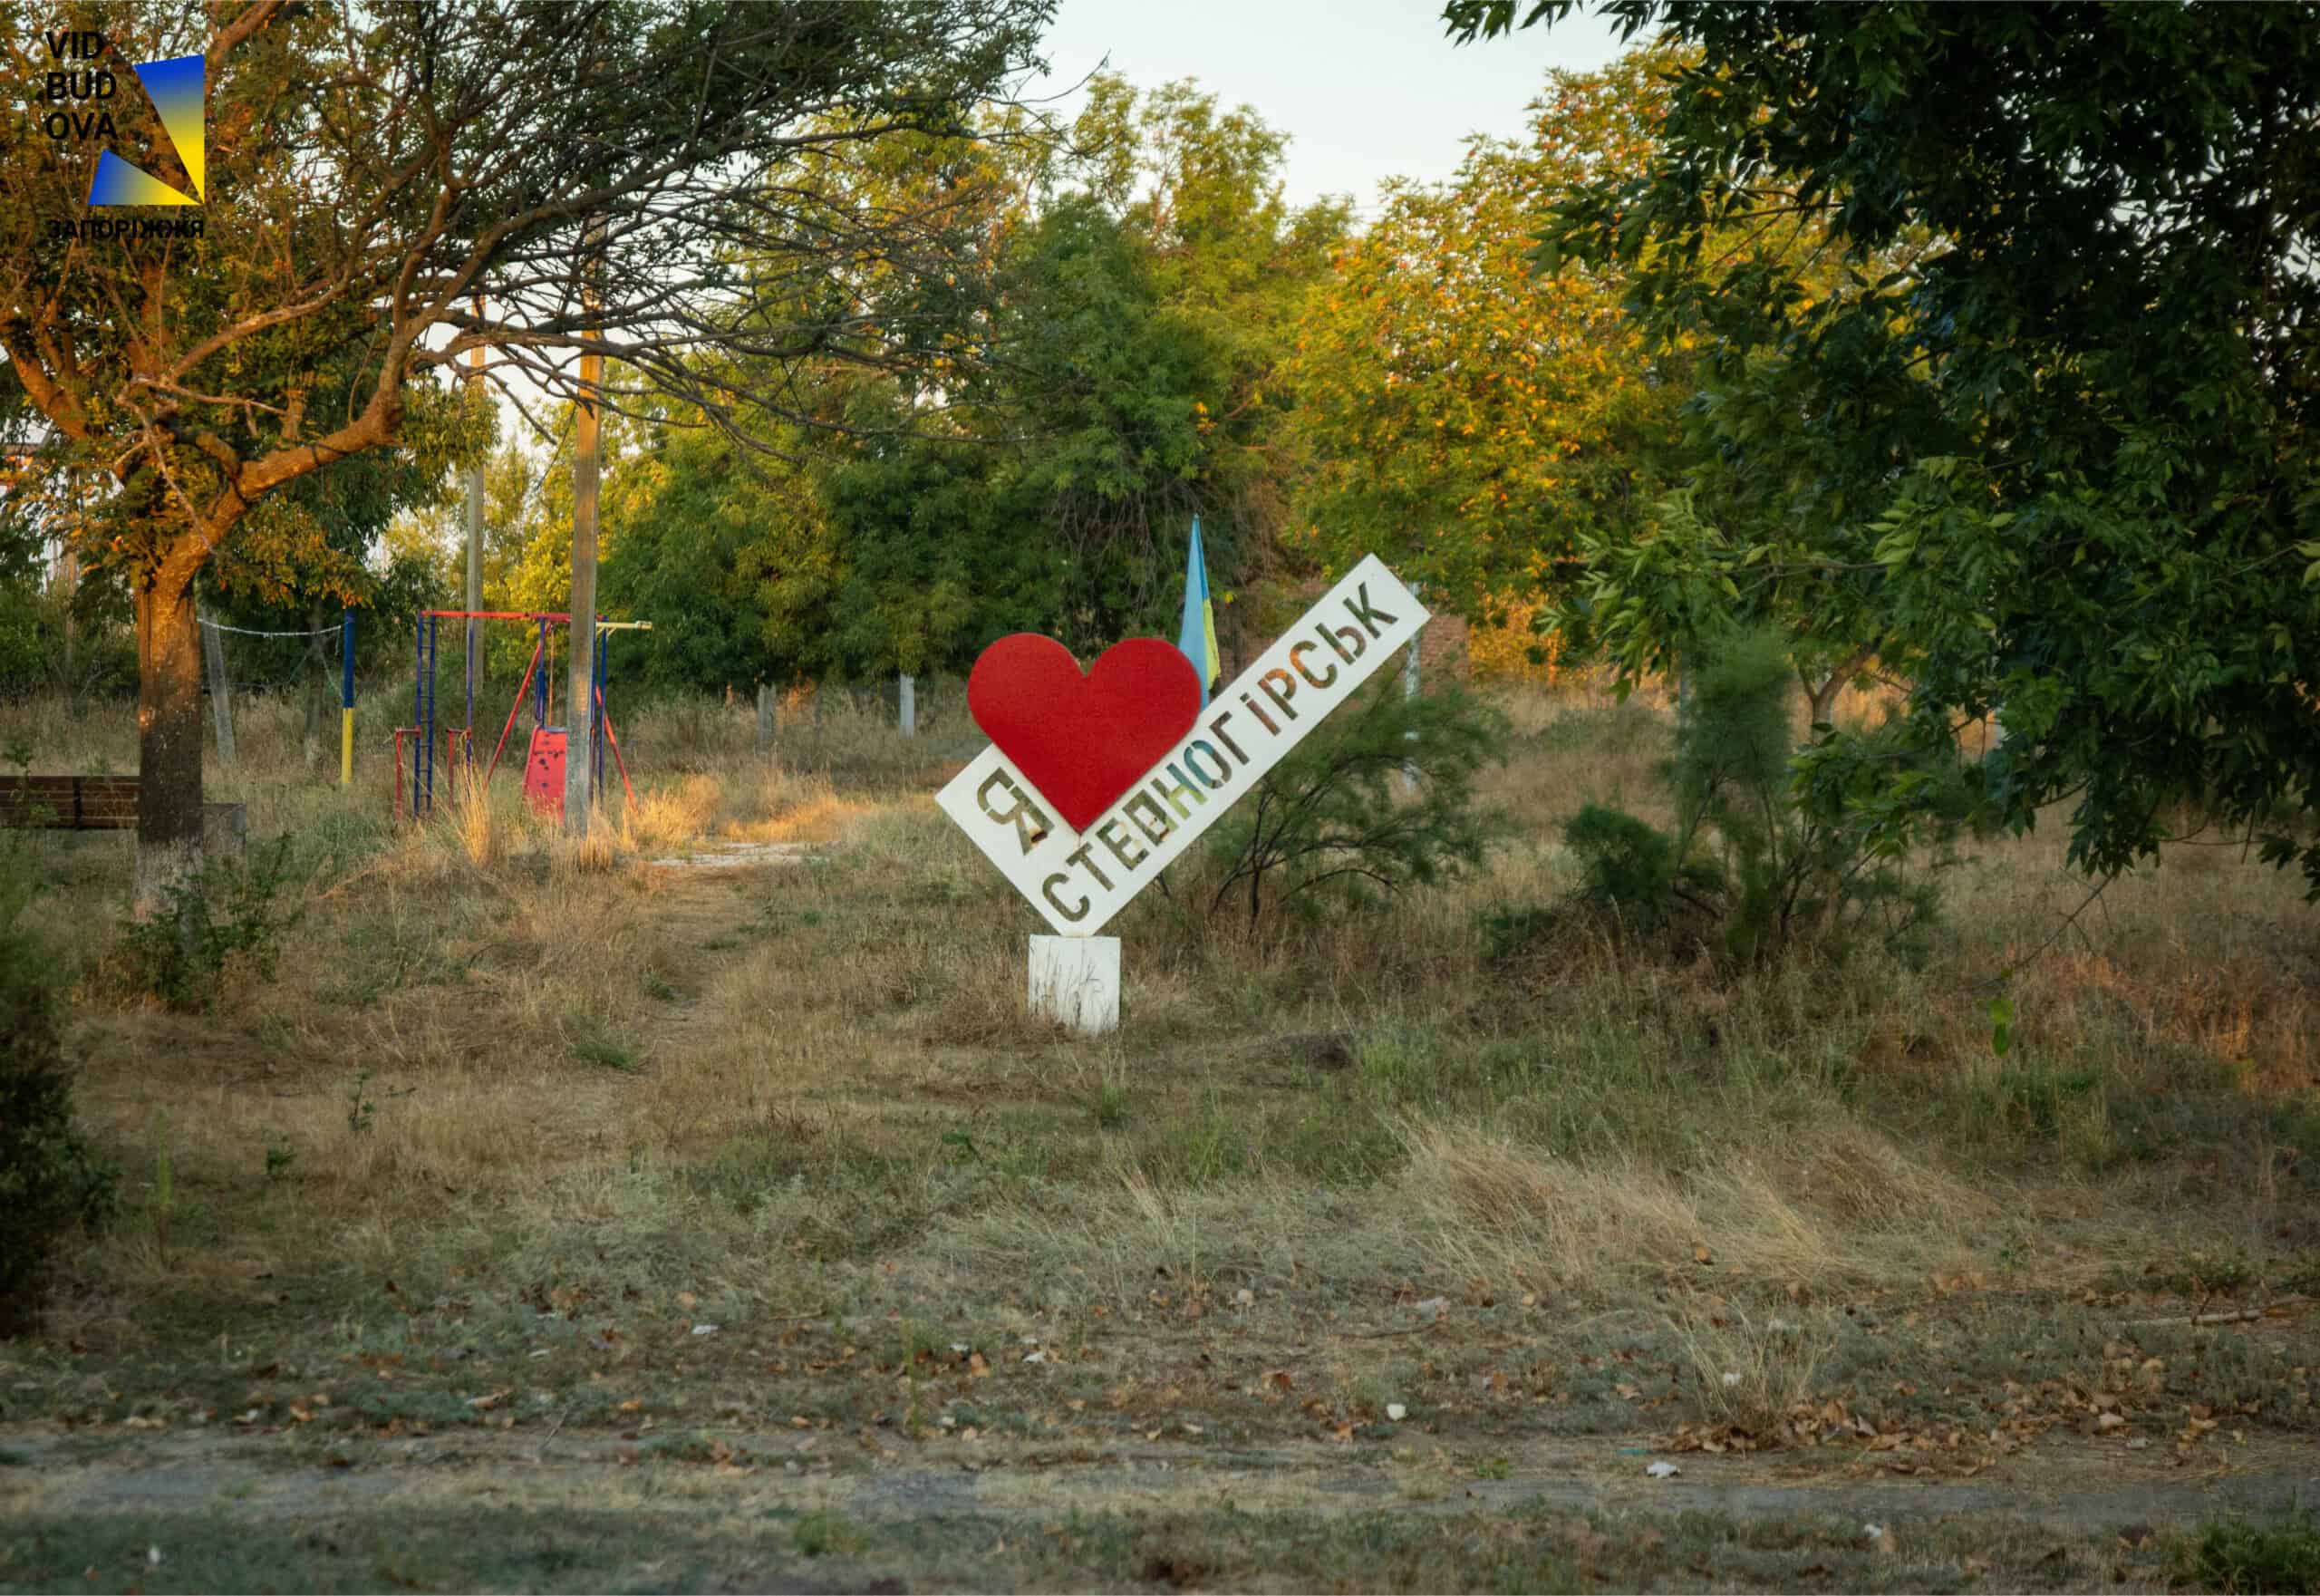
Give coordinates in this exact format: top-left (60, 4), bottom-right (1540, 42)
top-left (0, 775), bottom-right (140, 829)
top-left (0, 778), bottom-right (247, 855)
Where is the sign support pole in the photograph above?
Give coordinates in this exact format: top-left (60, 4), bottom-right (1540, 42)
top-left (1029, 934), bottom-right (1119, 1035)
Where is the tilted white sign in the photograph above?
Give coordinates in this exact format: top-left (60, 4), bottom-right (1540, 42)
top-left (937, 555), bottom-right (1430, 935)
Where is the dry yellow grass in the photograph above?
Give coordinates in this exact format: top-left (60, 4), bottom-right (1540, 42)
top-left (3, 675), bottom-right (2312, 1372)
top-left (1394, 1117), bottom-right (1993, 1298)
top-left (9, 674), bottom-right (2319, 1596)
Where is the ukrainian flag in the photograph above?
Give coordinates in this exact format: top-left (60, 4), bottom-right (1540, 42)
top-left (1176, 517), bottom-right (1222, 706)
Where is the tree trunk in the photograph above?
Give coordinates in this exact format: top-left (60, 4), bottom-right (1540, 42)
top-left (565, 366), bottom-right (600, 836)
top-left (1805, 672), bottom-right (1843, 731)
top-left (53, 544), bottom-right (78, 705)
top-left (465, 314), bottom-right (486, 734)
top-left (1803, 651), bottom-right (1872, 734)
top-left (134, 567), bottom-right (205, 918)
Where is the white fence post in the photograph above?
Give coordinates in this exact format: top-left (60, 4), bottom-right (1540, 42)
top-left (1030, 934), bottom-right (1119, 1035)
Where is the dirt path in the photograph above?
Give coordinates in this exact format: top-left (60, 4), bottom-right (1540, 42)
top-left (8, 1425), bottom-right (2313, 1538)
top-left (6, 1424), bottom-right (2315, 1591)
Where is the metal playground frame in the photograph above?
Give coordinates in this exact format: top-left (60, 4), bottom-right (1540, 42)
top-left (403, 610), bottom-right (652, 817)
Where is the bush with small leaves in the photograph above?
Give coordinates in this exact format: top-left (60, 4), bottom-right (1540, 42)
top-left (0, 844), bottom-right (118, 1333)
top-left (119, 837), bottom-right (304, 1012)
top-left (1200, 680), bottom-right (1510, 926)
top-left (1561, 626), bottom-right (1976, 965)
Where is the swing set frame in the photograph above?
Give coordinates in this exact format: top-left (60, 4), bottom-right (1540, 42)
top-left (404, 609), bottom-right (652, 817)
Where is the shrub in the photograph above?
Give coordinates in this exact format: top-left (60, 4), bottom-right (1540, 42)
top-left (1200, 680), bottom-right (1510, 924)
top-left (1476, 903), bottom-right (1562, 965)
top-left (2167, 1516), bottom-right (2320, 1594)
top-left (0, 578), bottom-right (138, 702)
top-left (0, 843), bottom-right (117, 1333)
top-left (1561, 625), bottom-right (1974, 965)
top-left (1562, 801), bottom-right (1719, 928)
top-left (119, 837), bottom-right (304, 1012)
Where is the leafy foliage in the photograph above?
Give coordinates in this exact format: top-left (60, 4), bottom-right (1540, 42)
top-left (1200, 681), bottom-right (1509, 925)
top-left (587, 78), bottom-right (1348, 685)
top-left (0, 576), bottom-right (136, 702)
top-left (119, 839), bottom-right (305, 1014)
top-left (1561, 628), bottom-right (1969, 964)
top-left (0, 845), bottom-right (117, 1333)
top-left (1285, 53), bottom-right (1687, 624)
top-left (1460, 1), bottom-right (2320, 891)
top-left (1561, 802), bottom-right (1696, 929)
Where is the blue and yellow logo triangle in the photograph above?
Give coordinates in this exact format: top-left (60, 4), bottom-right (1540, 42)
top-left (87, 53), bottom-right (204, 207)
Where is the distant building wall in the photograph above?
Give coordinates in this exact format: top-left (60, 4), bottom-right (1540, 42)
top-left (1416, 611), bottom-right (1472, 682)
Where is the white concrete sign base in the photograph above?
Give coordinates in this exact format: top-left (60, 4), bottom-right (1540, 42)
top-left (939, 555), bottom-right (1430, 937)
top-left (1030, 933), bottom-right (1120, 1035)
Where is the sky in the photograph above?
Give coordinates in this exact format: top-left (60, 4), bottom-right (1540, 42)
top-left (1024, 0), bottom-right (1632, 215)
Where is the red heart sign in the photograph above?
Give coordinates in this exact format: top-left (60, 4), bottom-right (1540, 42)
top-left (968, 634), bottom-right (1203, 832)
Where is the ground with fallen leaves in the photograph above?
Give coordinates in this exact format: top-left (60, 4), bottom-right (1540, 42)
top-left (2, 684), bottom-right (2315, 1591)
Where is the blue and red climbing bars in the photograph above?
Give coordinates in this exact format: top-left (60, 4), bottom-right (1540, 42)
top-left (405, 610), bottom-right (651, 817)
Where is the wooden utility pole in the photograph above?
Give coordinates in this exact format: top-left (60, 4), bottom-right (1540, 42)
top-left (465, 301), bottom-right (486, 732)
top-left (899, 672), bottom-right (916, 737)
top-left (564, 226), bottom-right (603, 836)
top-left (756, 682), bottom-right (774, 755)
top-left (53, 542), bottom-right (76, 688)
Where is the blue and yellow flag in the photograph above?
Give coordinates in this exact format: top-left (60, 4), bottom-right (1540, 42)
top-left (1176, 517), bottom-right (1222, 706)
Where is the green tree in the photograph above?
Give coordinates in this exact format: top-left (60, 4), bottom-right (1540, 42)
top-left (1, 0), bottom-right (1044, 909)
top-left (1286, 53), bottom-right (1687, 623)
top-left (1066, 78), bottom-right (1348, 634)
top-left (1449, 1), bottom-right (2320, 890)
top-left (599, 410), bottom-right (840, 692)
top-left (586, 77), bottom-right (1345, 685)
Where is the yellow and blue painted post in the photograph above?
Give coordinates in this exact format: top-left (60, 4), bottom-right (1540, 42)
top-left (339, 609), bottom-right (355, 787)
